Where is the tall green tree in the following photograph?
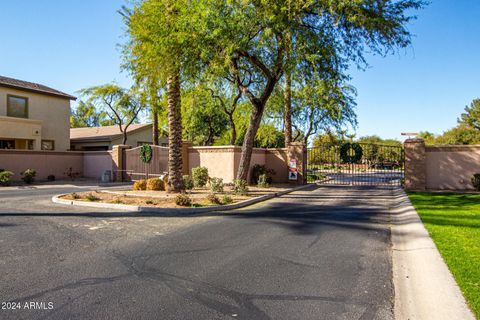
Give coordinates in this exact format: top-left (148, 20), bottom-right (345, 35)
top-left (122, 0), bottom-right (211, 191)
top-left (79, 85), bottom-right (144, 144)
top-left (292, 78), bottom-right (357, 145)
top-left (459, 99), bottom-right (480, 131)
top-left (182, 85), bottom-right (229, 145)
top-left (210, 0), bottom-right (424, 181)
top-left (70, 100), bottom-right (114, 128)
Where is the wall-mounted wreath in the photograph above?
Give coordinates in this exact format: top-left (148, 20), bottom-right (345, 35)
top-left (340, 142), bottom-right (363, 164)
top-left (140, 144), bottom-right (153, 163)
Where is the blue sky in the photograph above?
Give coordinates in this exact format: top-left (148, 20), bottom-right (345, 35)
top-left (1, 1), bottom-right (479, 141)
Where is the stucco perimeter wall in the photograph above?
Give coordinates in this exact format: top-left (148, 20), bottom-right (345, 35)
top-left (83, 151), bottom-right (113, 179)
top-left (0, 150), bottom-right (115, 181)
top-left (425, 145), bottom-right (480, 190)
top-left (188, 146), bottom-right (237, 183)
top-left (266, 148), bottom-right (289, 183)
top-left (0, 150), bottom-right (84, 181)
top-left (187, 146), bottom-right (288, 183)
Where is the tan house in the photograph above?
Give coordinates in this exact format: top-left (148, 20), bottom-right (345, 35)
top-left (70, 124), bottom-right (167, 151)
top-left (0, 75), bottom-right (76, 151)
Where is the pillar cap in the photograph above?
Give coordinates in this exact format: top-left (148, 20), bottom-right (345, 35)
top-left (404, 138), bottom-right (425, 144)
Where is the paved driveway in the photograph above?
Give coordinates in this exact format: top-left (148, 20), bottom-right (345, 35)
top-left (0, 184), bottom-right (394, 320)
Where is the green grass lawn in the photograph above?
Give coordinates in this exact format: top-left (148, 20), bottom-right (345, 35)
top-left (408, 192), bottom-right (480, 318)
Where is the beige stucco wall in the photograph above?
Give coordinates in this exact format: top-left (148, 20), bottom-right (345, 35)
top-left (0, 150), bottom-right (83, 181)
top-left (187, 146), bottom-right (288, 183)
top-left (0, 87), bottom-right (71, 151)
top-left (188, 146), bottom-right (237, 183)
top-left (83, 151), bottom-right (113, 179)
top-left (425, 145), bottom-right (480, 190)
top-left (266, 148), bottom-right (289, 183)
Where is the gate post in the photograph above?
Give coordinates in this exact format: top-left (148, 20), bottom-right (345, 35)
top-left (287, 142), bottom-right (307, 185)
top-left (404, 138), bottom-right (426, 190)
top-left (112, 145), bottom-right (131, 182)
top-left (181, 141), bottom-right (192, 176)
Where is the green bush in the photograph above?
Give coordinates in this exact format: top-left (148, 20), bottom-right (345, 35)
top-left (207, 193), bottom-right (221, 205)
top-left (233, 179), bottom-right (249, 195)
top-left (163, 175), bottom-right (169, 192)
top-left (251, 164), bottom-right (275, 184)
top-left (133, 179), bottom-right (147, 191)
top-left (222, 194), bottom-right (233, 204)
top-left (175, 193), bottom-right (192, 206)
top-left (21, 169), bottom-right (36, 184)
top-left (85, 193), bottom-right (100, 202)
top-left (183, 175), bottom-right (194, 190)
top-left (210, 177), bottom-right (224, 193)
top-left (146, 178), bottom-right (165, 191)
top-left (192, 166), bottom-right (209, 188)
top-left (0, 171), bottom-right (14, 186)
top-left (472, 174), bottom-right (480, 191)
top-left (257, 174), bottom-right (269, 188)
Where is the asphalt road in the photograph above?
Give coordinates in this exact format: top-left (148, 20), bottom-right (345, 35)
top-left (0, 184), bottom-right (394, 320)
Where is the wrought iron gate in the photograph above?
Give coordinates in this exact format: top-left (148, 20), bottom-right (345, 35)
top-left (306, 142), bottom-right (404, 186)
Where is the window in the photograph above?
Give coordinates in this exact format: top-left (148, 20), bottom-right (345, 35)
top-left (7, 95), bottom-right (28, 118)
top-left (41, 140), bottom-right (54, 151)
top-left (0, 140), bottom-right (15, 149)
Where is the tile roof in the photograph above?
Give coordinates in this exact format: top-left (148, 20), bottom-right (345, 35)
top-left (70, 124), bottom-right (152, 141)
top-left (0, 75), bottom-right (76, 100)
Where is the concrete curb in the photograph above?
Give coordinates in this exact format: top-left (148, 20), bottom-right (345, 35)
top-left (52, 183), bottom-right (314, 214)
top-left (390, 188), bottom-right (475, 320)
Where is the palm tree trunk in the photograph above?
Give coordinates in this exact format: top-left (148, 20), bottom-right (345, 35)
top-left (166, 72), bottom-right (184, 192)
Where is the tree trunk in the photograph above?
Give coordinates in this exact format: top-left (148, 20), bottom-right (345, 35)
top-left (236, 103), bottom-right (264, 182)
top-left (166, 72), bottom-right (184, 192)
top-left (229, 114), bottom-right (237, 145)
top-left (152, 110), bottom-right (159, 145)
top-left (122, 128), bottom-right (128, 145)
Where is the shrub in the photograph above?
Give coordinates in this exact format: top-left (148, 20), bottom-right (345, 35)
top-left (71, 192), bottom-right (80, 200)
top-left (146, 178), bottom-right (165, 191)
top-left (163, 175), bottom-right (170, 192)
top-left (472, 174), bottom-right (480, 191)
top-left (85, 193), bottom-right (100, 202)
top-left (222, 194), bottom-right (233, 204)
top-left (175, 193), bottom-right (192, 206)
top-left (0, 171), bottom-right (14, 186)
top-left (133, 179), bottom-right (147, 191)
top-left (251, 164), bottom-right (275, 184)
top-left (192, 166), bottom-right (209, 188)
top-left (257, 174), bottom-right (269, 188)
top-left (233, 179), bottom-right (249, 195)
top-left (21, 169), bottom-right (36, 184)
top-left (47, 174), bottom-right (56, 182)
top-left (210, 177), bottom-right (224, 193)
top-left (207, 193), bottom-right (221, 205)
top-left (183, 175), bottom-right (194, 190)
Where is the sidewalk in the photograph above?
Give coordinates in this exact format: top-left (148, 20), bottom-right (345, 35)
top-left (390, 188), bottom-right (475, 320)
